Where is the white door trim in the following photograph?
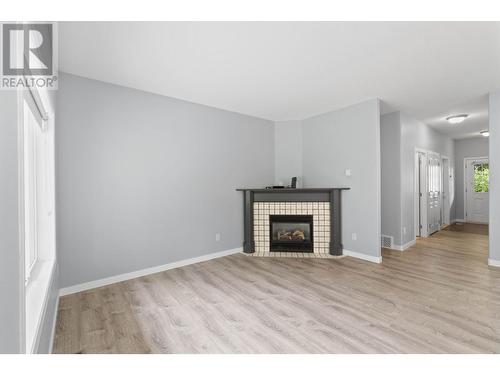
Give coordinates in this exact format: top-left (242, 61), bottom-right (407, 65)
top-left (414, 152), bottom-right (419, 237)
top-left (464, 156), bottom-right (489, 224)
top-left (415, 149), bottom-right (428, 238)
top-left (441, 155), bottom-right (450, 227)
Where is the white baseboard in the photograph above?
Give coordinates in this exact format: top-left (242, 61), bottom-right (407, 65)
top-left (59, 247), bottom-right (243, 296)
top-left (343, 249), bottom-right (382, 264)
top-left (390, 239), bottom-right (417, 251)
top-left (488, 258), bottom-right (500, 268)
top-left (454, 218), bottom-right (489, 224)
top-left (49, 294), bottom-right (59, 354)
top-left (30, 261), bottom-right (57, 354)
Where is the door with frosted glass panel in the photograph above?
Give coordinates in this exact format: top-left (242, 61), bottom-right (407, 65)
top-left (427, 153), bottom-right (441, 235)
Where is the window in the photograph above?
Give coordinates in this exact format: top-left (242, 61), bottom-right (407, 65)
top-left (23, 96), bottom-right (45, 283)
top-left (473, 163), bottom-right (489, 193)
top-left (22, 90), bottom-right (56, 353)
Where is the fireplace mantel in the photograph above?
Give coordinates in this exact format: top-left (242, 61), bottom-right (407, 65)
top-left (236, 188), bottom-right (349, 255)
top-left (236, 188), bottom-right (349, 191)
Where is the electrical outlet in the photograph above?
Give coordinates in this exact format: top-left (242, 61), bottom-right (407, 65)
top-left (403, 227), bottom-right (407, 235)
top-left (215, 233), bottom-right (221, 242)
top-left (351, 233), bottom-right (357, 241)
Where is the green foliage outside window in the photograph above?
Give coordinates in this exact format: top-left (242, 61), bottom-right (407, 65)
top-left (474, 163), bottom-right (489, 193)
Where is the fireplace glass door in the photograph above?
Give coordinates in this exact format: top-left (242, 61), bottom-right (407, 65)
top-left (270, 215), bottom-right (313, 252)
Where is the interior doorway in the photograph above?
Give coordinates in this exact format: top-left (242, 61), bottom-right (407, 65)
top-left (465, 157), bottom-right (489, 224)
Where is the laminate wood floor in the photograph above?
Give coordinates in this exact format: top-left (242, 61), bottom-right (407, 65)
top-left (53, 224), bottom-right (500, 353)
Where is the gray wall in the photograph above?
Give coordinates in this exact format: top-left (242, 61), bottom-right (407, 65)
top-left (400, 113), bottom-right (454, 245)
top-left (0, 91), bottom-right (22, 353)
top-left (380, 112), bottom-right (403, 245)
top-left (56, 73), bottom-right (275, 288)
top-left (380, 112), bottom-right (454, 247)
top-left (274, 120), bottom-right (302, 187)
top-left (302, 99), bottom-right (381, 259)
top-left (454, 137), bottom-right (489, 221)
top-left (489, 91), bottom-right (500, 263)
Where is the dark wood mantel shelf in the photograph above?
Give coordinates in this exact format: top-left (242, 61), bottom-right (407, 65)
top-left (236, 188), bottom-right (350, 192)
top-left (236, 187), bottom-right (350, 255)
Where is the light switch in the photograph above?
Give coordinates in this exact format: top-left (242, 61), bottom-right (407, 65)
top-left (345, 169), bottom-right (352, 177)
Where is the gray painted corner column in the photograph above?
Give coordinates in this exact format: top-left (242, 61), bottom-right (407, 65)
top-left (242, 190), bottom-right (255, 253)
top-left (489, 92), bottom-right (500, 266)
top-left (330, 189), bottom-right (343, 255)
top-left (0, 91), bottom-right (22, 353)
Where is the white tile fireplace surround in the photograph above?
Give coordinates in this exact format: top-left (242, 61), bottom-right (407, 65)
top-left (253, 202), bottom-right (331, 255)
top-left (237, 188), bottom-right (348, 259)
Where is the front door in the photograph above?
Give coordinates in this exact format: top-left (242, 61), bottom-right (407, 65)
top-left (465, 158), bottom-right (489, 224)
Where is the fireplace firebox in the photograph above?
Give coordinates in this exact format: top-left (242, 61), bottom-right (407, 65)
top-left (270, 215), bottom-right (313, 252)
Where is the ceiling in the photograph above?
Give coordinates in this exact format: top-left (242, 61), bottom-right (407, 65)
top-left (423, 94), bottom-right (489, 139)
top-left (59, 22), bottom-right (500, 123)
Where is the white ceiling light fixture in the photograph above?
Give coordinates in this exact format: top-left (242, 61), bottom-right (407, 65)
top-left (446, 114), bottom-right (469, 124)
top-left (480, 130), bottom-right (490, 137)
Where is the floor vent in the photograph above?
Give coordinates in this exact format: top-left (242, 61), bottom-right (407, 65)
top-left (381, 235), bottom-right (393, 249)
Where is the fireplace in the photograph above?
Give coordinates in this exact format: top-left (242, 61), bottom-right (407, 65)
top-left (237, 188), bottom-right (349, 255)
top-left (270, 215), bottom-right (313, 252)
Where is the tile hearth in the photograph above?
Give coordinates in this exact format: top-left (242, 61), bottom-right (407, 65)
top-left (246, 251), bottom-right (344, 259)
